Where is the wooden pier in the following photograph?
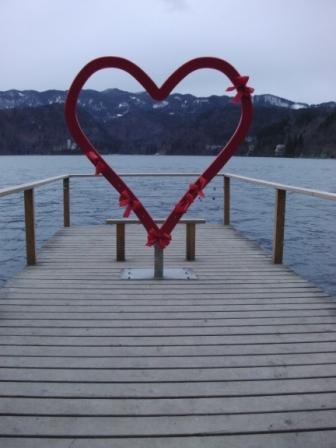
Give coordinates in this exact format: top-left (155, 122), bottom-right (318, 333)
top-left (1, 222), bottom-right (336, 447)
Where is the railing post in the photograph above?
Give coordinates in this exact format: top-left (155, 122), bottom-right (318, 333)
top-left (24, 189), bottom-right (36, 265)
top-left (224, 175), bottom-right (230, 225)
top-left (63, 177), bottom-right (70, 227)
top-left (272, 189), bottom-right (286, 264)
top-left (154, 244), bottom-right (164, 279)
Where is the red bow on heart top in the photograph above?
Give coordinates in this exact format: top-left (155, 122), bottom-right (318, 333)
top-left (226, 75), bottom-right (254, 103)
top-left (65, 57), bottom-right (254, 250)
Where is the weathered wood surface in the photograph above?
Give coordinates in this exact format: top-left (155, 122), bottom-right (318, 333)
top-left (0, 223), bottom-right (336, 447)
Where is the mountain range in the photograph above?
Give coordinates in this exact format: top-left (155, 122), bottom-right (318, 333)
top-left (0, 89), bottom-right (335, 157)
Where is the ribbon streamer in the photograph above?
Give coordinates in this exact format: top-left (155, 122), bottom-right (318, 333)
top-left (175, 176), bottom-right (207, 215)
top-left (189, 176), bottom-right (207, 199)
top-left (146, 228), bottom-right (172, 250)
top-left (119, 190), bottom-right (141, 218)
top-left (226, 75), bottom-right (254, 103)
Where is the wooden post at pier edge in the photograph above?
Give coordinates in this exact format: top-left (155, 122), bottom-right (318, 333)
top-left (154, 244), bottom-right (164, 279)
top-left (63, 177), bottom-right (70, 227)
top-left (24, 189), bottom-right (36, 265)
top-left (272, 188), bottom-right (286, 264)
top-left (224, 175), bottom-right (231, 225)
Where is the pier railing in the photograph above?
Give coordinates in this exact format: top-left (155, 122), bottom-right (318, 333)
top-left (0, 175), bottom-right (69, 265)
top-left (0, 172), bottom-right (335, 266)
top-left (223, 173), bottom-right (336, 263)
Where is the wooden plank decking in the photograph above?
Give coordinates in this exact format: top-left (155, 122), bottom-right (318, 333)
top-left (0, 223), bottom-right (336, 447)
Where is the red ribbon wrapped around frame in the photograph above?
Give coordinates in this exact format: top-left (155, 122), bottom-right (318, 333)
top-left (146, 228), bottom-right (172, 250)
top-left (174, 176), bottom-right (207, 215)
top-left (226, 75), bottom-right (254, 103)
top-left (119, 190), bottom-right (141, 218)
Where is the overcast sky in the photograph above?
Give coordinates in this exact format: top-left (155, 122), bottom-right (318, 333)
top-left (1, 0), bottom-right (335, 103)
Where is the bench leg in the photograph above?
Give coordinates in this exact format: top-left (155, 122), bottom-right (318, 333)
top-left (116, 223), bottom-right (125, 261)
top-left (186, 222), bottom-right (196, 261)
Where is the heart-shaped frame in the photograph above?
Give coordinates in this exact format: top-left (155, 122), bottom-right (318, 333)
top-left (65, 57), bottom-right (253, 249)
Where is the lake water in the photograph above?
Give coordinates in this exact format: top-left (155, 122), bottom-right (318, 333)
top-left (0, 155), bottom-right (335, 296)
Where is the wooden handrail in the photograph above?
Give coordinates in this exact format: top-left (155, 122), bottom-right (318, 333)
top-left (70, 172), bottom-right (336, 201)
top-left (69, 172), bottom-right (336, 202)
top-left (223, 172), bottom-right (336, 201)
top-left (69, 173), bottom-right (215, 178)
top-left (222, 172), bottom-right (335, 264)
top-left (0, 175), bottom-right (69, 198)
top-left (2, 172), bottom-right (333, 201)
top-left (0, 175), bottom-right (70, 266)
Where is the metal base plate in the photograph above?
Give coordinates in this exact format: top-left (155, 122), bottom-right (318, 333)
top-left (120, 268), bottom-right (197, 280)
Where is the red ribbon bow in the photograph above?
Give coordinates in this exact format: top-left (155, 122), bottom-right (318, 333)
top-left (175, 176), bottom-right (207, 215)
top-left (189, 176), bottom-right (206, 199)
top-left (146, 228), bottom-right (172, 250)
top-left (119, 190), bottom-right (141, 218)
top-left (226, 75), bottom-right (254, 103)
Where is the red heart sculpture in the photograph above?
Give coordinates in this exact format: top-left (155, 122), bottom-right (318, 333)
top-left (65, 57), bottom-right (253, 249)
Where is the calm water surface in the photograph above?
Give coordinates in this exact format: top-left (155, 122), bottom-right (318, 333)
top-left (0, 155), bottom-right (335, 295)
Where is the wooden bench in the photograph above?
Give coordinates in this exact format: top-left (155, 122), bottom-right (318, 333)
top-left (106, 218), bottom-right (205, 262)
